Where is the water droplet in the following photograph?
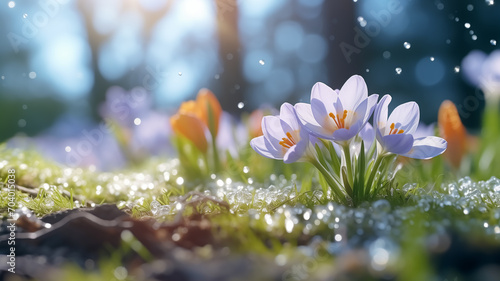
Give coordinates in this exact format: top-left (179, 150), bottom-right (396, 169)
top-left (467, 4), bottom-right (474, 11)
top-left (366, 68), bottom-right (370, 72)
top-left (469, 30), bottom-right (474, 35)
top-left (437, 3), bottom-right (444, 10)
top-left (22, 104), bottom-right (27, 109)
top-left (484, 222), bottom-right (489, 228)
top-left (134, 118), bottom-right (141, 126)
top-left (335, 234), bottom-right (342, 242)
top-left (454, 66), bottom-right (460, 73)
top-left (226, 53), bottom-right (234, 60)
top-left (383, 51), bottom-right (391, 59)
top-left (176, 177), bottom-right (184, 185)
top-left (23, 13), bottom-right (27, 18)
top-left (1, 76), bottom-right (4, 80)
top-left (258, 59), bottom-right (265, 65)
top-left (455, 17), bottom-right (460, 22)
top-left (28, 71), bottom-right (36, 79)
top-left (463, 208), bottom-right (470, 215)
top-left (18, 119), bottom-right (26, 128)
top-left (491, 39), bottom-right (497, 45)
top-left (464, 23), bottom-right (471, 29)
top-left (395, 67), bottom-right (402, 74)
top-left (65, 146), bottom-right (71, 152)
top-left (237, 102), bottom-right (244, 109)
top-left (430, 57), bottom-right (435, 61)
top-left (178, 72), bottom-right (182, 76)
top-left (353, 0), bottom-right (358, 2)
top-left (243, 166), bottom-right (249, 173)
top-left (214, 74), bottom-right (220, 79)
top-left (357, 16), bottom-right (367, 27)
top-left (446, 39), bottom-right (451, 44)
top-left (472, 35), bottom-right (478, 40)
top-left (8, 1), bottom-right (15, 8)
top-left (486, 0), bottom-right (494, 6)
top-left (403, 42), bottom-right (411, 49)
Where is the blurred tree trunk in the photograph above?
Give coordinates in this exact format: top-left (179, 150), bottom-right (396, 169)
top-left (215, 0), bottom-right (244, 114)
top-left (323, 0), bottom-right (360, 86)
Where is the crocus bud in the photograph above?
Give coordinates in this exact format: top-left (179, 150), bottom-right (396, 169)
top-left (170, 113), bottom-right (208, 153)
top-left (196, 88), bottom-right (222, 137)
top-left (438, 100), bottom-right (467, 168)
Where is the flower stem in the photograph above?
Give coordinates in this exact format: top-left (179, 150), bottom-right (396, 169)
top-left (342, 142), bottom-right (354, 187)
top-left (211, 134), bottom-right (221, 174)
top-left (312, 160), bottom-right (347, 204)
top-left (365, 154), bottom-right (385, 197)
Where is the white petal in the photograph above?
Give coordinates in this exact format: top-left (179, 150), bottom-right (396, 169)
top-left (295, 103), bottom-right (333, 139)
top-left (373, 94), bottom-right (392, 141)
top-left (262, 116), bottom-right (285, 151)
top-left (250, 136), bottom-right (284, 160)
top-left (279, 102), bottom-right (300, 132)
top-left (386, 102), bottom-right (420, 135)
top-left (401, 136), bottom-right (447, 159)
top-left (339, 75), bottom-right (368, 110)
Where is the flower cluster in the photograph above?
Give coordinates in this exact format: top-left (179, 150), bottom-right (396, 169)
top-left (251, 75), bottom-right (447, 205)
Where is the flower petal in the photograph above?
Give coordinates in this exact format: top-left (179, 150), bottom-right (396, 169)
top-left (311, 82), bottom-right (338, 111)
top-left (283, 130), bottom-right (310, 163)
top-left (279, 102), bottom-right (300, 133)
top-left (262, 115), bottom-right (286, 151)
top-left (381, 133), bottom-right (414, 154)
top-left (374, 94), bottom-right (392, 141)
top-left (338, 75), bottom-right (368, 110)
top-left (386, 101), bottom-right (420, 135)
top-left (250, 136), bottom-right (284, 160)
top-left (359, 123), bottom-right (375, 151)
top-left (401, 136), bottom-right (447, 159)
top-left (295, 103), bottom-right (333, 138)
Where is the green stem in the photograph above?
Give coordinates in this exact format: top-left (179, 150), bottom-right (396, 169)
top-left (365, 154), bottom-right (385, 197)
top-left (312, 160), bottom-right (347, 204)
top-left (211, 134), bottom-right (221, 174)
top-left (342, 142), bottom-right (354, 187)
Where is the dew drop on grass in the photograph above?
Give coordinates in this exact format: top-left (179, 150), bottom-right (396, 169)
top-left (403, 42), bottom-right (411, 49)
top-left (176, 177), bottom-right (184, 185)
top-left (237, 102), bottom-right (244, 109)
top-left (395, 68), bottom-right (402, 74)
top-left (491, 39), bottom-right (497, 45)
top-left (472, 35), bottom-right (477, 40)
top-left (464, 23), bottom-right (471, 28)
top-left (22, 104), bottom-right (27, 109)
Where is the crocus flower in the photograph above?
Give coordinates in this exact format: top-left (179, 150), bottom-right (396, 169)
top-left (250, 103), bottom-right (316, 164)
top-left (462, 50), bottom-right (500, 102)
top-left (170, 112), bottom-right (208, 153)
top-left (295, 75), bottom-right (378, 142)
top-left (438, 100), bottom-right (467, 168)
top-left (169, 88), bottom-right (222, 153)
top-left (374, 95), bottom-right (447, 159)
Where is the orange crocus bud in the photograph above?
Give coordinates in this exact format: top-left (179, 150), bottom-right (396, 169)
top-left (196, 88), bottom-right (222, 137)
top-left (438, 100), bottom-right (467, 168)
top-left (248, 109), bottom-right (264, 138)
top-left (170, 113), bottom-right (208, 153)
